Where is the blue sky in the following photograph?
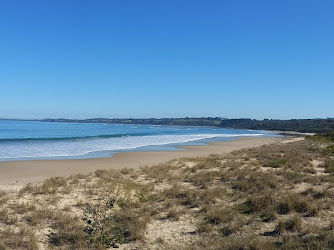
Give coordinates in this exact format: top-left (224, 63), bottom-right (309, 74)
top-left (0, 0), bottom-right (333, 119)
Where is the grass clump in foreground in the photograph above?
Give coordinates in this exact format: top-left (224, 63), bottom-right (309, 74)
top-left (1, 136), bottom-right (334, 249)
top-left (83, 195), bottom-right (149, 248)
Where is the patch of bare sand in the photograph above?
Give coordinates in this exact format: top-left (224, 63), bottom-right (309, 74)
top-left (311, 160), bottom-right (327, 176)
top-left (141, 214), bottom-right (198, 249)
top-left (280, 137), bottom-right (305, 143)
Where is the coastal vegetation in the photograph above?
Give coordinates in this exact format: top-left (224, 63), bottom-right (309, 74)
top-left (1, 135), bottom-right (334, 249)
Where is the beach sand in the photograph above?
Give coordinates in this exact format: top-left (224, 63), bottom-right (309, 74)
top-left (0, 137), bottom-right (280, 190)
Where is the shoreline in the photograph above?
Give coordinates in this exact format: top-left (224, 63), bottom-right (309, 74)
top-left (0, 136), bottom-right (283, 190)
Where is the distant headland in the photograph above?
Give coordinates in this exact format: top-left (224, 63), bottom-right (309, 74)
top-left (3, 117), bottom-right (334, 133)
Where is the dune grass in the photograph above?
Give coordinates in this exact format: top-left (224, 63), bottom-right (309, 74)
top-left (1, 137), bottom-right (334, 249)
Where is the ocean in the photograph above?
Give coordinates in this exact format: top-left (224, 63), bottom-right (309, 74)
top-left (0, 120), bottom-right (278, 161)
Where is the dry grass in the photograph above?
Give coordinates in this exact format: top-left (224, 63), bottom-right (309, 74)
top-left (0, 227), bottom-right (38, 250)
top-left (1, 137), bottom-right (334, 249)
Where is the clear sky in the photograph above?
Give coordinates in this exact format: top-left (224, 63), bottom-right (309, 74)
top-left (0, 0), bottom-right (333, 120)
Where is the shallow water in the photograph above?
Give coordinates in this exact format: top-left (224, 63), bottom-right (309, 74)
top-left (0, 120), bottom-right (278, 161)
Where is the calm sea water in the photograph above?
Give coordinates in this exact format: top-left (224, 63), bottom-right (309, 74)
top-left (0, 120), bottom-right (278, 161)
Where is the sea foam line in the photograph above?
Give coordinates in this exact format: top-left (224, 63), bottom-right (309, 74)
top-left (0, 133), bottom-right (264, 160)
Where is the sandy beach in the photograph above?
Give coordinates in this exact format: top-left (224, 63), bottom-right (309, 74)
top-left (0, 136), bottom-right (280, 189)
